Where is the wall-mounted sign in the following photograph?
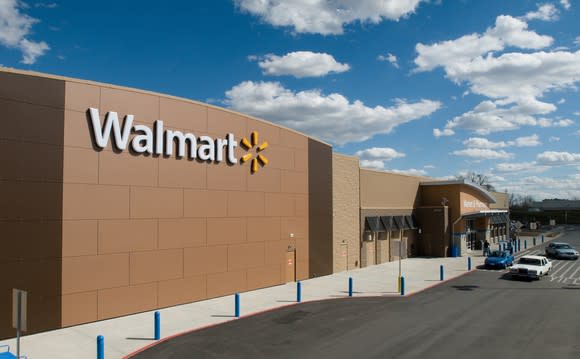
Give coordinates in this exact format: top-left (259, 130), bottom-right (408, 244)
top-left (463, 200), bottom-right (487, 209)
top-left (89, 108), bottom-right (238, 163)
top-left (88, 109), bottom-right (270, 174)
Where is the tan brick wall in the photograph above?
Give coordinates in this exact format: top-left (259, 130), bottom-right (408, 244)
top-left (332, 154), bottom-right (360, 272)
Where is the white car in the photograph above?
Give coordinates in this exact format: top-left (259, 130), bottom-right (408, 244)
top-left (509, 255), bottom-right (552, 280)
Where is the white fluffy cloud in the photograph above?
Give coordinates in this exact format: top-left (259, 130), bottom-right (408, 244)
top-left (494, 161), bottom-right (548, 174)
top-left (549, 136), bottom-right (560, 142)
top-left (235, 0), bottom-right (423, 35)
top-left (461, 134), bottom-right (541, 151)
top-left (523, 3), bottom-right (559, 22)
top-left (560, 0), bottom-right (571, 10)
top-left (224, 81), bottom-right (441, 145)
top-left (536, 151), bottom-right (580, 165)
top-left (500, 174), bottom-right (580, 199)
top-left (355, 147), bottom-right (405, 161)
top-left (378, 53), bottom-right (399, 68)
top-left (0, 0), bottom-right (49, 64)
top-left (257, 51), bottom-right (350, 78)
top-left (452, 148), bottom-right (513, 160)
top-left (356, 147), bottom-right (405, 170)
top-left (416, 13), bottom-right (580, 137)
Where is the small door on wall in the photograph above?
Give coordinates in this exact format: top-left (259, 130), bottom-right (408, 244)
top-left (285, 250), bottom-right (296, 283)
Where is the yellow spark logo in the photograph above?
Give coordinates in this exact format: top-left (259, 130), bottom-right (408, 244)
top-left (240, 131), bottom-right (269, 173)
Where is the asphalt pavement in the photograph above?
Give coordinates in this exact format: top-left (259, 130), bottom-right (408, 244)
top-left (134, 227), bottom-right (580, 359)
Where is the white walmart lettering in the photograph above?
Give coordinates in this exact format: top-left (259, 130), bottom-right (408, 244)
top-left (88, 108), bottom-right (237, 164)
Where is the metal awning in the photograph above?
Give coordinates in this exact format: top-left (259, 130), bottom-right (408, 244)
top-left (365, 216), bottom-right (386, 232)
top-left (404, 215), bottom-right (418, 230)
top-left (393, 216), bottom-right (404, 230)
top-left (380, 216), bottom-right (393, 231)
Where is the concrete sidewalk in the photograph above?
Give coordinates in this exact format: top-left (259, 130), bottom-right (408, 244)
top-left (5, 228), bottom-right (563, 359)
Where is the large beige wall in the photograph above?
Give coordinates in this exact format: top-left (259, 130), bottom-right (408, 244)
top-left (60, 79), bottom-right (311, 326)
top-left (360, 169), bottom-right (423, 209)
top-left (332, 154), bottom-right (360, 272)
top-left (0, 68), bottom-right (328, 337)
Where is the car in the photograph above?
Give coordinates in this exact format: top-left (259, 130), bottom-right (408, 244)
top-left (545, 242), bottom-right (579, 260)
top-left (509, 255), bottom-right (552, 280)
top-left (485, 250), bottom-right (514, 269)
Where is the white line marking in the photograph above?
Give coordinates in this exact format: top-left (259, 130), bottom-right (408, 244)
top-left (569, 265), bottom-right (580, 280)
top-left (558, 262), bottom-right (577, 278)
top-left (551, 261), bottom-right (573, 276)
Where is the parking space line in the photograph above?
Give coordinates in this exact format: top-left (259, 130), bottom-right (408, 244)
top-left (559, 262), bottom-right (577, 278)
top-left (550, 261), bottom-right (573, 276)
top-left (569, 265), bottom-right (580, 280)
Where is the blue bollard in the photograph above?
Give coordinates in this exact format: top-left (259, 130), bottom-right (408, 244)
top-left (348, 277), bottom-right (353, 297)
top-left (235, 293), bottom-right (240, 318)
top-left (533, 237), bottom-right (536, 246)
top-left (297, 281), bottom-right (302, 303)
top-left (468, 257), bottom-right (472, 271)
top-left (154, 311), bottom-right (160, 340)
top-left (440, 265), bottom-right (444, 281)
top-left (524, 240), bottom-right (527, 250)
top-left (518, 240), bottom-right (521, 252)
top-left (97, 335), bottom-right (104, 359)
top-left (541, 235), bottom-right (544, 243)
top-left (400, 276), bottom-right (405, 296)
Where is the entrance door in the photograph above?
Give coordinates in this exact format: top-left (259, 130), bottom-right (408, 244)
top-left (285, 250), bottom-right (296, 282)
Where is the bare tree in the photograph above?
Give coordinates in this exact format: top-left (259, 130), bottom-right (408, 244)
top-left (456, 171), bottom-right (496, 191)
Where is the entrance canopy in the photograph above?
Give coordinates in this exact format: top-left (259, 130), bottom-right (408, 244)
top-left (462, 210), bottom-right (509, 223)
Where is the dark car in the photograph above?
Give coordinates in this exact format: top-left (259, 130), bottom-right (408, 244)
top-left (485, 250), bottom-right (514, 269)
top-left (545, 242), bottom-right (579, 260)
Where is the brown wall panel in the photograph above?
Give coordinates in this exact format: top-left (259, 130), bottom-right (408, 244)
top-left (61, 291), bottom-right (98, 327)
top-left (158, 218), bottom-right (205, 249)
top-left (308, 139), bottom-right (333, 278)
top-left (62, 254), bottom-right (129, 294)
top-left (183, 246), bottom-right (228, 276)
top-left (0, 71), bottom-right (65, 339)
top-left (100, 87), bottom-right (159, 125)
top-left (183, 189), bottom-right (227, 217)
top-left (266, 147), bottom-right (295, 170)
top-left (98, 283), bottom-right (157, 320)
top-left (159, 97), bottom-right (207, 132)
top-left (63, 146), bottom-right (99, 184)
top-left (247, 217), bottom-right (281, 242)
top-left (99, 151), bottom-right (158, 187)
top-left (281, 170), bottom-right (308, 194)
top-left (265, 193), bottom-right (295, 217)
top-left (207, 217), bottom-right (246, 245)
top-left (265, 240), bottom-right (295, 266)
top-left (130, 249), bottom-right (183, 285)
top-left (280, 129), bottom-right (308, 150)
top-left (246, 168), bottom-right (281, 193)
top-left (63, 109), bottom-right (95, 149)
top-left (0, 141), bottom-right (63, 182)
top-left (98, 219), bottom-right (157, 254)
top-left (227, 191), bottom-right (265, 217)
top-left (281, 217), bottom-right (307, 240)
top-left (64, 81), bottom-right (100, 112)
top-left (130, 187), bottom-right (183, 219)
top-left (360, 169), bottom-right (424, 209)
top-left (158, 157), bottom-right (206, 189)
top-left (249, 121), bottom-right (281, 145)
top-left (207, 108), bottom-right (248, 140)
top-left (206, 162), bottom-right (247, 191)
top-left (0, 98), bottom-right (65, 145)
top-left (158, 275), bottom-right (206, 308)
top-left (206, 271), bottom-right (246, 299)
top-left (63, 184), bottom-right (130, 220)
top-left (247, 265), bottom-right (282, 289)
top-left (227, 242), bottom-right (265, 270)
top-left (0, 71), bottom-right (64, 108)
top-left (62, 220), bottom-right (98, 257)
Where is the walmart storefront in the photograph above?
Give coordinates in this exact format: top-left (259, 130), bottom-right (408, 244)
top-left (0, 69), bottom-right (508, 339)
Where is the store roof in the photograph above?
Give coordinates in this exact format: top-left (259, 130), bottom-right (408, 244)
top-left (420, 179), bottom-right (496, 204)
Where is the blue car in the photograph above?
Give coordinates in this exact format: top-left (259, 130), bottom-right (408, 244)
top-left (485, 250), bottom-right (514, 269)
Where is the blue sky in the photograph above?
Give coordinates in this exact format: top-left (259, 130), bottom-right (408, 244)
top-left (1, 0), bottom-right (579, 200)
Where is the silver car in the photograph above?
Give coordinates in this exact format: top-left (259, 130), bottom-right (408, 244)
top-left (545, 242), bottom-right (579, 260)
